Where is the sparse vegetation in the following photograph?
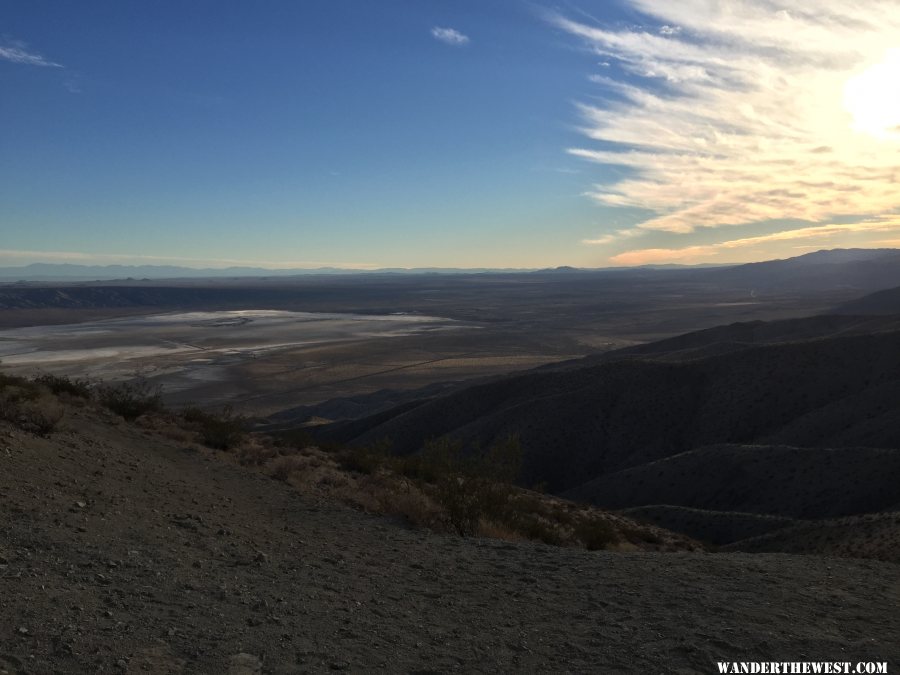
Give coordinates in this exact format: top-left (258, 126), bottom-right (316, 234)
top-left (0, 364), bottom-right (686, 552)
top-left (182, 405), bottom-right (248, 450)
top-left (322, 432), bottom-right (639, 549)
top-left (97, 378), bottom-right (164, 421)
top-left (0, 369), bottom-right (64, 436)
top-left (33, 373), bottom-right (93, 399)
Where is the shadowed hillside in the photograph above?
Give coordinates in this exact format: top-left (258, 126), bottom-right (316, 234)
top-left (564, 444), bottom-right (900, 519)
top-left (320, 330), bottom-right (900, 493)
top-left (836, 284), bottom-right (900, 315)
top-left (701, 248), bottom-right (900, 292)
top-left (308, 310), bottom-right (900, 559)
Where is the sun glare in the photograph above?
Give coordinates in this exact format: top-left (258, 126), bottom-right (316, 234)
top-left (844, 48), bottom-right (900, 140)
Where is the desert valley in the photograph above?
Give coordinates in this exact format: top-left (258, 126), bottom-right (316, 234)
top-left (5, 0), bottom-right (900, 671)
top-left (2, 249), bottom-right (900, 672)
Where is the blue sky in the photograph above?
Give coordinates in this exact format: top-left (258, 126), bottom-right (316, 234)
top-left (2, 1), bottom-right (900, 269)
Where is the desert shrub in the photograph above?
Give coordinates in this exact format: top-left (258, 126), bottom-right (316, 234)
top-left (182, 405), bottom-right (247, 450)
top-left (0, 392), bottom-right (65, 436)
top-left (337, 438), bottom-right (394, 475)
top-left (33, 373), bottom-right (92, 399)
top-left (341, 446), bottom-right (385, 475)
top-left (181, 406), bottom-right (207, 424)
top-left (0, 371), bottom-right (36, 393)
top-left (519, 515), bottom-right (566, 546)
top-left (477, 434), bottom-right (523, 484)
top-left (476, 520), bottom-right (524, 542)
top-left (16, 396), bottom-right (65, 436)
top-left (0, 378), bottom-right (42, 425)
top-left (271, 427), bottom-right (315, 450)
top-left (437, 475), bottom-right (485, 536)
top-left (238, 440), bottom-right (278, 466)
top-left (375, 481), bottom-right (442, 530)
top-left (426, 435), bottom-right (523, 536)
top-left (97, 378), bottom-right (164, 421)
top-left (620, 525), bottom-right (662, 546)
top-left (270, 455), bottom-right (307, 481)
top-left (574, 518), bottom-right (619, 551)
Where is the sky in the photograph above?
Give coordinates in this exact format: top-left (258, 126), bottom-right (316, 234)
top-left (1, 0), bottom-right (899, 269)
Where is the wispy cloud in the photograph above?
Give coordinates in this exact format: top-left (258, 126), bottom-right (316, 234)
top-left (553, 2), bottom-right (900, 260)
top-left (431, 27), bottom-right (470, 46)
top-left (0, 39), bottom-right (62, 67)
top-left (582, 228), bottom-right (643, 246)
top-left (0, 249), bottom-right (377, 270)
top-left (609, 218), bottom-right (900, 265)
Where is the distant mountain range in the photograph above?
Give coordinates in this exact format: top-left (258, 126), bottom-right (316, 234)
top-left (0, 262), bottom-right (534, 281)
top-left (1, 247), bottom-right (897, 284)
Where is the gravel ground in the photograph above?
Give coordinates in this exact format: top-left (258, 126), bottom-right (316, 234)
top-left (1, 410), bottom-right (897, 673)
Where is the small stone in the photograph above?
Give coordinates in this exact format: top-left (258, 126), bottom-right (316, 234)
top-left (254, 552), bottom-right (268, 564)
top-left (75, 501), bottom-right (86, 509)
top-left (17, 627), bottom-right (28, 635)
top-left (227, 653), bottom-right (262, 675)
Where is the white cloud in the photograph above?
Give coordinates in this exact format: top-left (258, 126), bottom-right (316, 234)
top-left (0, 40), bottom-right (62, 67)
top-left (552, 2), bottom-right (900, 257)
top-left (582, 228), bottom-right (644, 245)
top-left (431, 27), bottom-right (470, 46)
top-left (608, 218), bottom-right (900, 265)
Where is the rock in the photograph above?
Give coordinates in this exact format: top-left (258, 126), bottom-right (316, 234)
top-left (17, 627), bottom-right (28, 635)
top-left (227, 653), bottom-right (262, 674)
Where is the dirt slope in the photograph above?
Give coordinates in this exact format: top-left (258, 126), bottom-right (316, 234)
top-left (1, 411), bottom-right (898, 673)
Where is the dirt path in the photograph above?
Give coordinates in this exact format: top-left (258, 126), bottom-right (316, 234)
top-left (1, 411), bottom-right (897, 673)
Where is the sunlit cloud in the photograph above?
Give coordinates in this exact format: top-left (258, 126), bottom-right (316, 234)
top-left (0, 39), bottom-right (62, 67)
top-left (609, 218), bottom-right (900, 266)
top-left (431, 27), bottom-right (470, 46)
top-left (0, 249), bottom-right (377, 270)
top-left (553, 2), bottom-right (900, 258)
top-left (582, 228), bottom-right (643, 245)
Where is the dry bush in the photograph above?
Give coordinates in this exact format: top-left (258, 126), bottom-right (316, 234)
top-left (375, 480), bottom-right (443, 530)
top-left (33, 373), bottom-right (92, 399)
top-left (182, 405), bottom-right (247, 450)
top-left (0, 375), bottom-right (64, 435)
top-left (9, 395), bottom-right (65, 436)
top-left (238, 438), bottom-right (279, 466)
top-left (315, 466), bottom-right (351, 489)
top-left (270, 455), bottom-right (308, 481)
top-left (574, 517), bottom-right (620, 551)
top-left (339, 446), bottom-right (386, 475)
top-left (476, 519), bottom-right (525, 542)
top-left (158, 425), bottom-right (196, 444)
top-left (97, 378), bottom-right (164, 421)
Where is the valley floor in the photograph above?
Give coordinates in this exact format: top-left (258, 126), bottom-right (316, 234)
top-left (0, 411), bottom-right (897, 673)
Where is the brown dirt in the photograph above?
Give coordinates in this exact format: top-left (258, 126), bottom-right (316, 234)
top-left (1, 409), bottom-right (898, 673)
